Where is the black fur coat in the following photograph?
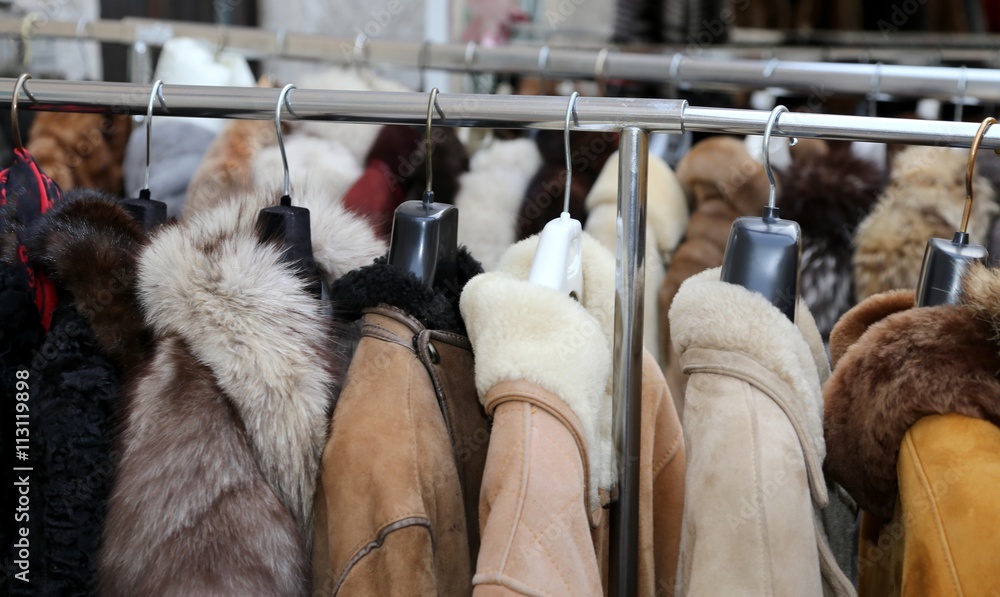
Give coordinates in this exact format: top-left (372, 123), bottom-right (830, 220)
top-left (0, 189), bottom-right (149, 596)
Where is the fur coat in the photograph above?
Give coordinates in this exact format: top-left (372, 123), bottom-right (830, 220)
top-left (1, 190), bottom-right (149, 596)
top-left (99, 183), bottom-right (385, 596)
top-left (584, 149), bottom-right (689, 366)
top-left (26, 112), bottom-right (132, 195)
top-left (823, 266), bottom-right (1000, 595)
top-left (670, 268), bottom-right (855, 597)
top-left (853, 146), bottom-right (999, 301)
top-left (776, 146), bottom-right (883, 339)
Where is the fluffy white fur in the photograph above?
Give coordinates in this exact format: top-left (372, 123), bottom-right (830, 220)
top-left (140, 206), bottom-right (322, 540)
top-left (584, 150), bottom-right (689, 366)
top-left (292, 67), bottom-right (410, 162)
top-left (669, 267), bottom-right (829, 505)
top-left (455, 138), bottom-right (543, 270)
top-left (462, 234), bottom-right (618, 511)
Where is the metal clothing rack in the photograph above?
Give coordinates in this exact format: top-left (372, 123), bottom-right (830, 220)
top-left (5, 17), bottom-right (1000, 100)
top-left (4, 78), bottom-right (999, 596)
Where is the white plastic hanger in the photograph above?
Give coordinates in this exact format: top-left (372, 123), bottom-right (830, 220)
top-left (528, 92), bottom-right (584, 301)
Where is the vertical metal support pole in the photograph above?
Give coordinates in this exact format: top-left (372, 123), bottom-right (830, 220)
top-left (609, 126), bottom-right (648, 597)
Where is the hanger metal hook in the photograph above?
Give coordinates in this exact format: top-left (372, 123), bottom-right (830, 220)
top-left (563, 91), bottom-right (580, 214)
top-left (275, 83), bottom-right (296, 202)
top-left (424, 88), bottom-right (443, 201)
top-left (537, 45), bottom-right (550, 79)
top-left (594, 48), bottom-right (609, 96)
top-left (955, 65), bottom-right (968, 122)
top-left (963, 117), bottom-right (999, 234)
top-left (763, 105), bottom-right (795, 210)
top-left (11, 73), bottom-right (34, 150)
top-left (868, 62), bottom-right (883, 117)
top-left (143, 80), bottom-right (165, 193)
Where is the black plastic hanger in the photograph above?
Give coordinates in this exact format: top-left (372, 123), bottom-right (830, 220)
top-left (720, 105), bottom-right (802, 322)
top-left (256, 83), bottom-right (321, 299)
top-left (914, 117), bottom-right (995, 307)
top-left (386, 88), bottom-right (458, 287)
top-left (120, 79), bottom-right (168, 230)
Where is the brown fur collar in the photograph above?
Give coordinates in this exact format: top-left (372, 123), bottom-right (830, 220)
top-left (824, 266), bottom-right (1000, 519)
top-left (25, 189), bottom-right (151, 372)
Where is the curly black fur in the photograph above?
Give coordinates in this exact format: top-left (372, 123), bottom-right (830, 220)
top-left (777, 148), bottom-right (884, 339)
top-left (8, 301), bottom-right (120, 597)
top-left (332, 247), bottom-right (483, 335)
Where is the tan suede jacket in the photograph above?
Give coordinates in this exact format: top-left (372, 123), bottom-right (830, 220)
top-left (462, 235), bottom-right (686, 596)
top-left (312, 252), bottom-right (490, 596)
top-left (670, 268), bottom-right (855, 597)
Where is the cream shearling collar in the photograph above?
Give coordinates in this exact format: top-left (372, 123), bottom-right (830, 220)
top-left (670, 268), bottom-right (829, 493)
top-left (461, 234), bottom-right (617, 512)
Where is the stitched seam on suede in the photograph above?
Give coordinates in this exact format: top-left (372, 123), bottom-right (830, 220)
top-left (904, 431), bottom-right (964, 597)
top-left (742, 380), bottom-right (774, 596)
top-left (497, 404), bottom-right (533, 577)
top-left (653, 430), bottom-right (683, 478)
top-left (684, 360), bottom-right (829, 507)
top-left (330, 517), bottom-right (433, 595)
top-left (813, 518), bottom-right (854, 595)
top-left (364, 304), bottom-right (424, 330)
top-left (360, 322), bottom-right (413, 350)
top-left (488, 386), bottom-right (593, 516)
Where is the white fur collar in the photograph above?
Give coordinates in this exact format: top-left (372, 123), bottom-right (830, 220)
top-left (455, 138), bottom-right (543, 270)
top-left (137, 184), bottom-right (383, 540)
top-left (462, 234), bottom-right (617, 512)
top-left (669, 268), bottom-right (828, 468)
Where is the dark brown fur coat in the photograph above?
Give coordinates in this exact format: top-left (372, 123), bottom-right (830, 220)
top-left (823, 265), bottom-right (1000, 520)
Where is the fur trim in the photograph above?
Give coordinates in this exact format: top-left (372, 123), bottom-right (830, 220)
top-left (675, 136), bottom-right (770, 216)
top-left (137, 192), bottom-right (340, 542)
top-left (823, 274), bottom-right (1000, 519)
top-left (670, 268), bottom-right (828, 477)
top-left (455, 138), bottom-right (542, 270)
top-left (828, 289), bottom-right (913, 366)
top-left (853, 146), bottom-right (999, 301)
top-left (331, 247), bottom-right (483, 335)
top-left (182, 182), bottom-right (384, 290)
top-left (464, 234), bottom-right (618, 511)
top-left (777, 148), bottom-right (883, 339)
top-left (25, 189), bottom-right (151, 372)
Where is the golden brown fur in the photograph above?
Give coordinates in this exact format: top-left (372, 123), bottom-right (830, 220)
top-left (853, 146), bottom-right (999, 301)
top-left (26, 112), bottom-right (132, 194)
top-left (823, 265), bottom-right (1000, 520)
